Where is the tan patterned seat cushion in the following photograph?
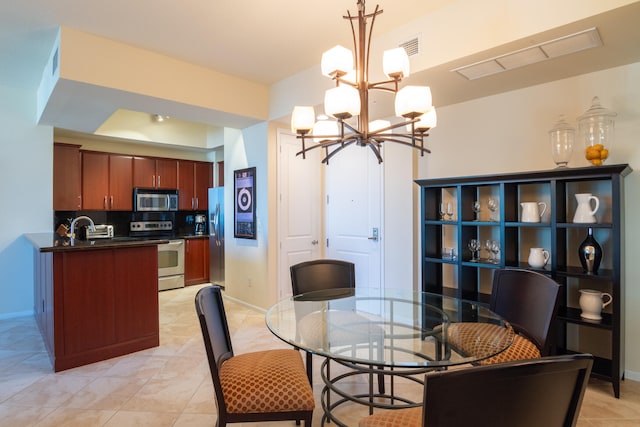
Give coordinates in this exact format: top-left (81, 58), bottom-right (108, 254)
top-left (446, 322), bottom-right (541, 364)
top-left (219, 349), bottom-right (315, 414)
top-left (359, 406), bottom-right (422, 427)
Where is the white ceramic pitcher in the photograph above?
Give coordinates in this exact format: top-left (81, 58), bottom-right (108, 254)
top-left (579, 289), bottom-right (612, 320)
top-left (528, 248), bottom-right (550, 268)
top-left (521, 202), bottom-right (547, 222)
top-left (573, 193), bottom-right (599, 223)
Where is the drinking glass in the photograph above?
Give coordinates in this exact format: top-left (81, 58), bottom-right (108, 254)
top-left (438, 203), bottom-right (446, 220)
top-left (446, 202), bottom-right (454, 220)
top-left (468, 239), bottom-right (479, 262)
top-left (472, 201), bottom-right (481, 221)
top-left (487, 198), bottom-right (498, 222)
top-left (483, 239), bottom-right (493, 262)
top-left (490, 240), bottom-right (500, 264)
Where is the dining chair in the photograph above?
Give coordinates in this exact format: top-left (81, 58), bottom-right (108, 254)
top-left (359, 353), bottom-right (593, 427)
top-left (290, 259), bottom-right (385, 393)
top-left (195, 285), bottom-right (315, 426)
top-left (447, 268), bottom-right (560, 364)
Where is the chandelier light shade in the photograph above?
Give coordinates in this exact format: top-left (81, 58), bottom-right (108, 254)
top-left (313, 119), bottom-right (340, 143)
top-left (321, 45), bottom-right (354, 77)
top-left (395, 86), bottom-right (432, 118)
top-left (410, 107), bottom-right (438, 132)
top-left (291, 106), bottom-right (316, 134)
top-left (383, 47), bottom-right (411, 79)
top-left (325, 85), bottom-right (361, 119)
top-left (290, 0), bottom-right (436, 163)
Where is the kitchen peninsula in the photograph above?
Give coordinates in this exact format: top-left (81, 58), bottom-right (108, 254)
top-left (26, 234), bottom-right (167, 371)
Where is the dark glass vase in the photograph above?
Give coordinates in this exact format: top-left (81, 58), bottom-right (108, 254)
top-left (578, 227), bottom-right (602, 274)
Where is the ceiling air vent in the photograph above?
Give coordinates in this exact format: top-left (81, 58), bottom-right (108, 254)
top-left (399, 34), bottom-right (421, 57)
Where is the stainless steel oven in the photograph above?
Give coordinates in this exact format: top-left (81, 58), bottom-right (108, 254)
top-left (158, 240), bottom-right (185, 291)
top-left (130, 220), bottom-right (184, 291)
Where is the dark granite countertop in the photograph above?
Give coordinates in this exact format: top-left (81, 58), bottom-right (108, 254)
top-left (24, 233), bottom-right (170, 253)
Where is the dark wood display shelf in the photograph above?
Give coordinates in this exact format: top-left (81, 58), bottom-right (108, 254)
top-left (417, 164), bottom-right (631, 398)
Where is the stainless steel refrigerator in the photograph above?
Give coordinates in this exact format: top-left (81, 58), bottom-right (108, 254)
top-left (208, 187), bottom-right (225, 287)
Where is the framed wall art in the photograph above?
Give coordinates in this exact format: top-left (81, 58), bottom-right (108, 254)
top-left (233, 167), bottom-right (256, 239)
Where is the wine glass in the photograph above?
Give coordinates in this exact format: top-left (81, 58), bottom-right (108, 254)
top-left (483, 239), bottom-right (493, 262)
top-left (490, 240), bottom-right (500, 264)
top-left (446, 202), bottom-right (454, 220)
top-left (468, 239), bottom-right (479, 262)
top-left (438, 203), bottom-right (446, 220)
top-left (472, 201), bottom-right (481, 221)
top-left (487, 198), bottom-right (498, 222)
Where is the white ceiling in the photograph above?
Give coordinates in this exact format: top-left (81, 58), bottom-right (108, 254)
top-left (2, 0), bottom-right (640, 139)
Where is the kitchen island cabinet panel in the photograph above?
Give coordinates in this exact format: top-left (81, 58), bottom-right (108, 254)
top-left (56, 250), bottom-right (117, 355)
top-left (114, 247), bottom-right (159, 341)
top-left (32, 241), bottom-right (160, 372)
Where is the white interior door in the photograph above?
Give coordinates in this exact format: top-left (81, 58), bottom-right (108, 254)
top-left (277, 129), bottom-right (321, 300)
top-left (325, 144), bottom-right (383, 296)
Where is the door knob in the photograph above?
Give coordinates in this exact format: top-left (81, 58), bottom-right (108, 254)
top-left (311, 240), bottom-right (319, 245)
top-left (368, 227), bottom-right (379, 241)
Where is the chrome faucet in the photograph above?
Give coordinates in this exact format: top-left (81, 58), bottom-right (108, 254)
top-left (70, 215), bottom-right (96, 239)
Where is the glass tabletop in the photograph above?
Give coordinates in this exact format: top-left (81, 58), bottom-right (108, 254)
top-left (266, 287), bottom-right (514, 368)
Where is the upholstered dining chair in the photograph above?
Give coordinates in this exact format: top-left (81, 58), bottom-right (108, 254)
top-left (447, 268), bottom-right (560, 364)
top-left (359, 353), bottom-right (593, 427)
top-left (195, 285), bottom-right (314, 426)
top-left (290, 259), bottom-right (385, 392)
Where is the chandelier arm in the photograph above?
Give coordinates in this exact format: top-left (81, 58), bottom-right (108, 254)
top-left (369, 119), bottom-right (418, 135)
top-left (368, 80), bottom-right (400, 92)
top-left (370, 136), bottom-right (432, 154)
top-left (340, 120), bottom-right (359, 135)
top-left (367, 141), bottom-right (384, 164)
top-left (365, 5), bottom-right (380, 88)
top-left (321, 139), bottom-right (358, 164)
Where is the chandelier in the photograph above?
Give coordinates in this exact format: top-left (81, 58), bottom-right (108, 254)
top-left (290, 0), bottom-right (437, 164)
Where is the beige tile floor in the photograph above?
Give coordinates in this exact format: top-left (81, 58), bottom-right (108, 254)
top-left (0, 283), bottom-right (639, 426)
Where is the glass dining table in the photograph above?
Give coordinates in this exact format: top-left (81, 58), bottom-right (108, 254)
top-left (266, 287), bottom-right (515, 426)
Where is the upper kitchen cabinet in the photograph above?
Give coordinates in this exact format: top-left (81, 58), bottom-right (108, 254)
top-left (217, 161), bottom-right (224, 187)
top-left (178, 160), bottom-right (213, 210)
top-left (53, 143), bottom-right (81, 210)
top-left (133, 156), bottom-right (178, 189)
top-left (82, 151), bottom-right (133, 210)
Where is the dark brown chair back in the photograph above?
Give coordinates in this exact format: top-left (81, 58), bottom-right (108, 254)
top-left (290, 259), bottom-right (355, 295)
top-left (195, 285), bottom-right (234, 417)
top-left (490, 268), bottom-right (560, 354)
top-left (423, 354), bottom-right (593, 427)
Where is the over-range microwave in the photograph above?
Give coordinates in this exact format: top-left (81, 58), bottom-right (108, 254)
top-left (134, 188), bottom-right (179, 212)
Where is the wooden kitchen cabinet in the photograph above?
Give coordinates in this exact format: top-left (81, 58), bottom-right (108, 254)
top-left (178, 160), bottom-right (212, 210)
top-left (133, 156), bottom-right (178, 189)
top-left (53, 143), bottom-right (81, 210)
top-left (185, 237), bottom-right (209, 285)
top-left (81, 151), bottom-right (133, 210)
top-left (34, 244), bottom-right (159, 371)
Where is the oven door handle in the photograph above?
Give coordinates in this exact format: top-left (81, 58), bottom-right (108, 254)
top-left (166, 240), bottom-right (184, 247)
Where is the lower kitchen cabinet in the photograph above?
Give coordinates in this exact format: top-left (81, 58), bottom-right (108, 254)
top-left (185, 237), bottom-right (209, 286)
top-left (34, 244), bottom-right (159, 371)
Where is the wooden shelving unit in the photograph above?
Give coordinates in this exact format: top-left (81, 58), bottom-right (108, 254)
top-left (416, 164), bottom-right (631, 397)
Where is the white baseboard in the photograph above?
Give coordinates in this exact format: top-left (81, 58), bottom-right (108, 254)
top-left (625, 370), bottom-right (640, 382)
top-left (0, 310), bottom-right (33, 321)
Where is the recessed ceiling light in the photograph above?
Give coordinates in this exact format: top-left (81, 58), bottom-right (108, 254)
top-left (452, 27), bottom-right (602, 80)
top-left (151, 114), bottom-right (168, 123)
